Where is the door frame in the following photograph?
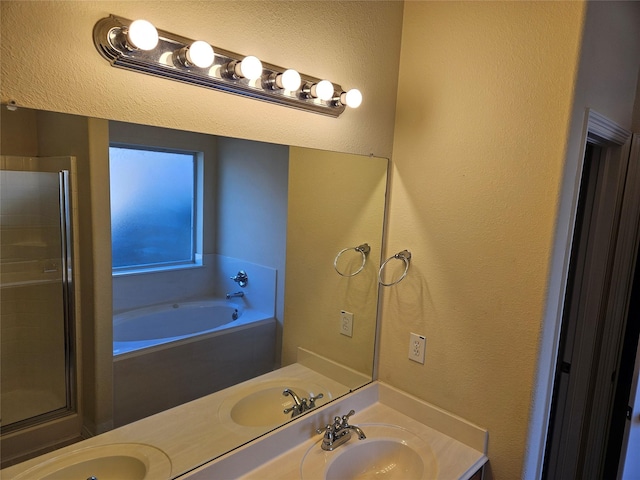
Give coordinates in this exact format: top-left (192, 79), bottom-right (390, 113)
top-left (527, 109), bottom-right (634, 479)
top-left (613, 134), bottom-right (640, 479)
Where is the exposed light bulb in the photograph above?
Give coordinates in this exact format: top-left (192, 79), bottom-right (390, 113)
top-left (127, 19), bottom-right (159, 51)
top-left (277, 69), bottom-right (302, 91)
top-left (237, 56), bottom-right (263, 80)
top-left (312, 80), bottom-right (334, 101)
top-left (186, 41), bottom-right (214, 68)
top-left (341, 89), bottom-right (363, 108)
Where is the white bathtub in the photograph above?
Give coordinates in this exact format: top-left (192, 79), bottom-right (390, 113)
top-left (113, 298), bottom-right (276, 426)
top-left (113, 299), bottom-right (270, 355)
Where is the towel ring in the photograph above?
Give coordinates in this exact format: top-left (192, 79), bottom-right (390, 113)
top-left (334, 243), bottom-right (371, 277)
top-left (378, 250), bottom-right (412, 286)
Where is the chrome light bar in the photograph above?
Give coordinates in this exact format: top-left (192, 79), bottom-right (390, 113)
top-left (93, 15), bottom-right (360, 117)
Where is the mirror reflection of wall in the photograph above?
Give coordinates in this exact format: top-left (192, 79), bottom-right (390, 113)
top-left (283, 148), bottom-right (388, 375)
top-left (0, 107), bottom-right (388, 470)
top-left (109, 122), bottom-right (287, 425)
top-left (1, 107), bottom-right (89, 466)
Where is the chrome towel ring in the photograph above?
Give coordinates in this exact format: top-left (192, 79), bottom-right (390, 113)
top-left (334, 243), bottom-right (371, 277)
top-left (378, 250), bottom-right (412, 286)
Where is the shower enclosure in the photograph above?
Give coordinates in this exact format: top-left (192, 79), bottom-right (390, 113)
top-left (0, 155), bottom-right (76, 435)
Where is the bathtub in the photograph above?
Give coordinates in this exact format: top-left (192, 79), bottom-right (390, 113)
top-left (113, 299), bottom-right (270, 355)
top-left (113, 299), bottom-right (276, 426)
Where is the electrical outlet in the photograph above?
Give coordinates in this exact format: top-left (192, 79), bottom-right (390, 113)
top-left (340, 310), bottom-right (354, 337)
top-left (408, 333), bottom-right (426, 364)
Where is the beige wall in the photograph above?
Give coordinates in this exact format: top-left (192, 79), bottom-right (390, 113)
top-left (382, 2), bottom-right (585, 478)
top-left (384, 1), bottom-right (640, 478)
top-left (0, 1), bottom-right (403, 158)
top-left (0, 108), bottom-right (38, 156)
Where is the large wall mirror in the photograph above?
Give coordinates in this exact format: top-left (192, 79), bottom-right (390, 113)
top-left (0, 106), bottom-right (388, 474)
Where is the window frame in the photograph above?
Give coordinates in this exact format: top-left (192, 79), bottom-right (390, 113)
top-left (109, 142), bottom-right (203, 276)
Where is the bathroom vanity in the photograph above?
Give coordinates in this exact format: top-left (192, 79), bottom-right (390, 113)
top-left (1, 363), bottom-right (488, 479)
top-left (185, 381), bottom-right (488, 479)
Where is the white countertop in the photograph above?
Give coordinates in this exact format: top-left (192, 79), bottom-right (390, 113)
top-left (1, 363), bottom-right (351, 479)
top-left (182, 382), bottom-right (488, 479)
top-left (2, 371), bottom-right (488, 480)
top-left (236, 403), bottom-right (486, 479)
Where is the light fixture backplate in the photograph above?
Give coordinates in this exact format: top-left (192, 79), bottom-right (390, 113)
top-left (93, 15), bottom-right (346, 117)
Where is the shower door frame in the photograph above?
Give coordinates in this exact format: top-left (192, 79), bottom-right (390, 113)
top-left (0, 156), bottom-right (79, 447)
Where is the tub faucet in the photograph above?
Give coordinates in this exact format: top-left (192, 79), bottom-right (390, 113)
top-left (226, 291), bottom-right (245, 299)
top-left (316, 409), bottom-right (366, 451)
top-left (230, 270), bottom-right (248, 287)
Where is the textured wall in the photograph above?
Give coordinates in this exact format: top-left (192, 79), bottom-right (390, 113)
top-left (380, 2), bottom-right (585, 478)
top-left (0, 1), bottom-right (403, 158)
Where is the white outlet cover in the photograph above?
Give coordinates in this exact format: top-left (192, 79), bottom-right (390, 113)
top-left (408, 332), bottom-right (426, 364)
top-left (340, 310), bottom-right (354, 337)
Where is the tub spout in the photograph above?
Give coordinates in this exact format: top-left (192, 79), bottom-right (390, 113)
top-left (226, 291), bottom-right (245, 299)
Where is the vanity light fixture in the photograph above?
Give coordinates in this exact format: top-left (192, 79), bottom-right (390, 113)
top-left (176, 40), bottom-right (215, 69)
top-left (224, 55), bottom-right (263, 81)
top-left (122, 19), bottom-right (159, 51)
top-left (340, 89), bottom-right (363, 109)
top-left (277, 69), bottom-right (302, 91)
top-left (93, 15), bottom-right (362, 117)
top-left (312, 80), bottom-right (335, 101)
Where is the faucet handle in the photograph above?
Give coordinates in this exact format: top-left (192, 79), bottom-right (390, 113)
top-left (316, 423), bottom-right (335, 436)
top-left (230, 270), bottom-right (248, 287)
top-left (284, 405), bottom-right (299, 415)
top-left (308, 393), bottom-right (324, 408)
top-left (341, 409), bottom-right (356, 427)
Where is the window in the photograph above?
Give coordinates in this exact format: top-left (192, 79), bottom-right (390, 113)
top-left (109, 145), bottom-right (198, 272)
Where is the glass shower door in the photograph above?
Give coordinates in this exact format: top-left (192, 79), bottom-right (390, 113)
top-left (0, 156), bottom-right (75, 433)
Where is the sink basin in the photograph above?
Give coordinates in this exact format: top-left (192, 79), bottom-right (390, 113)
top-left (12, 443), bottom-right (171, 480)
top-left (219, 378), bottom-right (330, 428)
top-left (301, 424), bottom-right (438, 480)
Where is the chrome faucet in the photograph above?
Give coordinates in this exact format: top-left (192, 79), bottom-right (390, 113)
top-left (283, 388), bottom-right (303, 407)
top-left (282, 388), bottom-right (324, 418)
top-left (230, 270), bottom-right (248, 287)
top-left (316, 409), bottom-right (366, 451)
top-left (225, 291), bottom-right (245, 299)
